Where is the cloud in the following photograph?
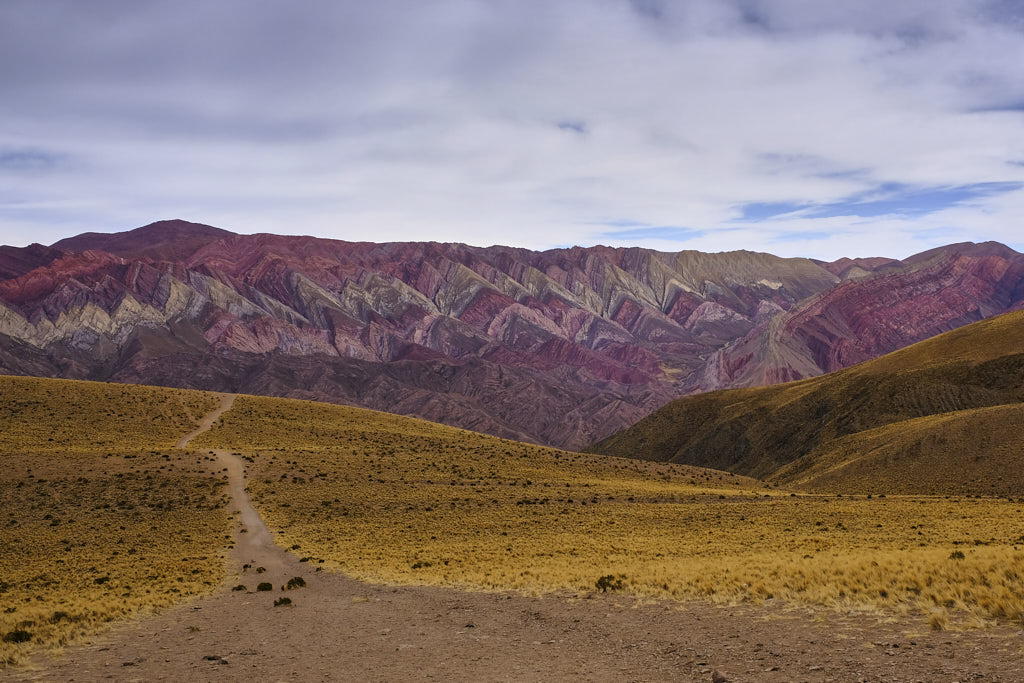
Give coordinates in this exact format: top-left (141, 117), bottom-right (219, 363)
top-left (1, 0), bottom-right (1023, 259)
top-left (598, 225), bottom-right (706, 242)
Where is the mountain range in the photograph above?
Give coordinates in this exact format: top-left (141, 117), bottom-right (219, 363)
top-left (1, 219), bottom-right (1022, 449)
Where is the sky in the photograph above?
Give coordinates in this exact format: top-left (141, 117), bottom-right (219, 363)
top-left (1, 0), bottom-right (1023, 260)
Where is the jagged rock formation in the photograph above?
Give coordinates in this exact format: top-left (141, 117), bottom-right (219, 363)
top-left (693, 241), bottom-right (1024, 391)
top-left (1, 220), bottom-right (1022, 449)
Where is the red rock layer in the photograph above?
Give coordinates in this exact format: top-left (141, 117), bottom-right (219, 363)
top-left (2, 220), bottom-right (1022, 449)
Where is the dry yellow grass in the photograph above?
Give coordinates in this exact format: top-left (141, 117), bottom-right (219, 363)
top-left (0, 375), bottom-right (218, 454)
top-left (775, 403), bottom-right (1024, 494)
top-left (195, 394), bottom-right (1024, 628)
top-left (5, 370), bottom-right (1023, 667)
top-left (0, 376), bottom-right (232, 666)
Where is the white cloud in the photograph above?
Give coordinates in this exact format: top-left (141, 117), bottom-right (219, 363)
top-left (1, 0), bottom-right (1023, 258)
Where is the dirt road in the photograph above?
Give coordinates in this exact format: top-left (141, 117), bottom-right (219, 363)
top-left (6, 398), bottom-right (1024, 682)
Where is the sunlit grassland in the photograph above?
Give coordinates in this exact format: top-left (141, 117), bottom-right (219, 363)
top-left (0, 376), bottom-right (218, 455)
top-left (195, 395), bottom-right (1024, 628)
top-left (0, 376), bottom-right (232, 666)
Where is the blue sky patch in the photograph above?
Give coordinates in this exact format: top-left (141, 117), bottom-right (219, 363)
top-left (738, 181), bottom-right (1023, 221)
top-left (0, 149), bottom-right (62, 172)
top-left (740, 201), bottom-right (806, 221)
top-left (556, 120), bottom-right (587, 135)
top-left (972, 100), bottom-right (1024, 113)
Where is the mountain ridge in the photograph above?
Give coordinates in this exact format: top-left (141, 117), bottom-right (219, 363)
top-left (1, 220), bottom-right (1022, 449)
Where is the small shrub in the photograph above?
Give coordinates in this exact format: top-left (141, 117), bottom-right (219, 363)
top-left (929, 609), bottom-right (948, 631)
top-left (950, 550), bottom-right (966, 560)
top-left (595, 574), bottom-right (626, 592)
top-left (2, 629), bottom-right (33, 644)
top-left (285, 576), bottom-right (306, 590)
top-left (273, 597), bottom-right (292, 607)
top-left (231, 584), bottom-right (246, 592)
top-left (256, 582), bottom-right (273, 592)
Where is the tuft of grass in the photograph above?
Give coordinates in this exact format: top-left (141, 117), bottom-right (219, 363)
top-left (256, 582), bottom-right (273, 592)
top-left (929, 609), bottom-right (949, 631)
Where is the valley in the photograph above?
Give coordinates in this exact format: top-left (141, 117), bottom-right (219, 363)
top-left (7, 3), bottom-right (1024, 678)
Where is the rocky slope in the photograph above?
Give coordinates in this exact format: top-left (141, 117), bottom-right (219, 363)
top-left (589, 309), bottom-right (1024, 495)
top-left (1, 220), bottom-right (1022, 449)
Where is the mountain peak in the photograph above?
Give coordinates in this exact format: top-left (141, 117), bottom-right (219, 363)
top-left (904, 240), bottom-right (1020, 266)
top-left (51, 219), bottom-right (236, 261)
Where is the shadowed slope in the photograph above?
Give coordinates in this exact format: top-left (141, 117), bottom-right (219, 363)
top-left (774, 403), bottom-right (1024, 494)
top-left (589, 309), bottom-right (1024, 494)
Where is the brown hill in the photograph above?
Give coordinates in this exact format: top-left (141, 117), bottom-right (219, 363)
top-left (51, 219), bottom-right (234, 262)
top-left (588, 309), bottom-right (1024, 495)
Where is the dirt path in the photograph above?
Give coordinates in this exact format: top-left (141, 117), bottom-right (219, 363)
top-left (176, 393), bottom-right (236, 449)
top-left (5, 401), bottom-right (1024, 682)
